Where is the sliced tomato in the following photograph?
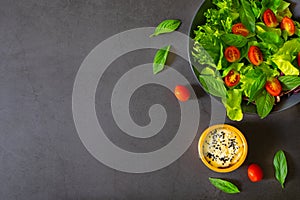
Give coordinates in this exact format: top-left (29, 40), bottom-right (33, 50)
top-left (248, 164), bottom-right (263, 182)
top-left (174, 85), bottom-right (190, 102)
top-left (224, 46), bottom-right (240, 63)
top-left (265, 78), bottom-right (282, 96)
top-left (298, 52), bottom-right (300, 67)
top-left (224, 70), bottom-right (240, 87)
top-left (263, 9), bottom-right (278, 28)
top-left (281, 16), bottom-right (295, 36)
top-left (248, 46), bottom-right (263, 66)
top-left (232, 23), bottom-right (249, 37)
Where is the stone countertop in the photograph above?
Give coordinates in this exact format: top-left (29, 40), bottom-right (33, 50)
top-left (1, 0), bottom-right (300, 199)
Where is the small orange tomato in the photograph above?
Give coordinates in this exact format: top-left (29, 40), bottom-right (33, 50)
top-left (174, 85), bottom-right (190, 102)
top-left (263, 9), bottom-right (278, 28)
top-left (232, 23), bottom-right (249, 37)
top-left (248, 46), bottom-right (263, 66)
top-left (265, 78), bottom-right (282, 96)
top-left (224, 46), bottom-right (241, 63)
top-left (281, 16), bottom-right (295, 36)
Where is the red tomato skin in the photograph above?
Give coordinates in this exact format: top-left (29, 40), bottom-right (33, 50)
top-left (174, 85), bottom-right (190, 102)
top-left (232, 23), bottom-right (249, 37)
top-left (297, 52), bottom-right (300, 67)
top-left (263, 9), bottom-right (278, 28)
top-left (265, 78), bottom-right (282, 96)
top-left (248, 164), bottom-right (263, 182)
top-left (281, 17), bottom-right (295, 36)
top-left (224, 46), bottom-right (241, 63)
top-left (248, 46), bottom-right (263, 66)
top-left (224, 70), bottom-right (240, 87)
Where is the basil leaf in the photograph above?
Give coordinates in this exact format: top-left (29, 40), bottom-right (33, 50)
top-left (150, 19), bottom-right (181, 37)
top-left (262, 0), bottom-right (281, 13)
top-left (273, 150), bottom-right (288, 188)
top-left (240, 0), bottom-right (256, 33)
top-left (153, 45), bottom-right (171, 74)
top-left (199, 75), bottom-right (227, 98)
top-left (209, 178), bottom-right (240, 194)
top-left (257, 32), bottom-right (283, 46)
top-left (221, 34), bottom-right (248, 48)
top-left (278, 76), bottom-right (300, 91)
top-left (255, 90), bottom-right (274, 119)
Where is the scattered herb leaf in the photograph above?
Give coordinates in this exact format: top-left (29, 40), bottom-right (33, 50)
top-left (273, 150), bottom-right (288, 188)
top-left (153, 45), bottom-right (171, 74)
top-left (150, 19), bottom-right (181, 37)
top-left (209, 178), bottom-right (240, 194)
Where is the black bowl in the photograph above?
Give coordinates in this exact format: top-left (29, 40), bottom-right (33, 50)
top-left (188, 0), bottom-right (300, 114)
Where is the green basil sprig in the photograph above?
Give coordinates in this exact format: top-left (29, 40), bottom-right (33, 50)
top-left (209, 178), bottom-right (240, 194)
top-left (273, 150), bottom-right (288, 188)
top-left (239, 0), bottom-right (256, 33)
top-left (150, 19), bottom-right (181, 37)
top-left (153, 45), bottom-right (171, 74)
top-left (278, 76), bottom-right (300, 91)
top-left (255, 90), bottom-right (275, 119)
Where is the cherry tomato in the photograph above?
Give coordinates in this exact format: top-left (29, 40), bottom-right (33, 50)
top-left (248, 164), bottom-right (263, 182)
top-left (232, 23), bottom-right (249, 37)
top-left (174, 85), bottom-right (190, 102)
top-left (248, 46), bottom-right (263, 66)
top-left (265, 78), bottom-right (282, 96)
top-left (281, 16), bottom-right (295, 36)
top-left (263, 9), bottom-right (278, 28)
top-left (298, 52), bottom-right (300, 67)
top-left (224, 70), bottom-right (240, 87)
top-left (224, 46), bottom-right (240, 63)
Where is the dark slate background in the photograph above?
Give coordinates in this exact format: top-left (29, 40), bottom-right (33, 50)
top-left (1, 0), bottom-right (300, 199)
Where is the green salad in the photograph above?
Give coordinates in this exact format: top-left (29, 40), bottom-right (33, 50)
top-left (192, 0), bottom-right (300, 121)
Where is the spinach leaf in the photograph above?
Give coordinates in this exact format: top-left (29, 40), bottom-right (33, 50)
top-left (150, 19), bottom-right (181, 37)
top-left (278, 76), bottom-right (300, 91)
top-left (153, 45), bottom-right (171, 74)
top-left (209, 178), bottom-right (240, 194)
top-left (221, 34), bottom-right (248, 47)
top-left (199, 75), bottom-right (227, 98)
top-left (255, 90), bottom-right (275, 119)
top-left (240, 0), bottom-right (256, 33)
top-left (273, 150), bottom-right (288, 188)
top-left (222, 89), bottom-right (243, 121)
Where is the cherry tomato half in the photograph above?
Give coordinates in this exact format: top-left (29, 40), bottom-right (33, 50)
top-left (225, 46), bottom-right (240, 63)
top-left (248, 164), bottom-right (263, 182)
top-left (265, 78), bottom-right (282, 96)
top-left (298, 52), bottom-right (300, 67)
top-left (174, 85), bottom-right (190, 102)
top-left (263, 9), bottom-right (278, 28)
top-left (232, 23), bottom-right (249, 37)
top-left (281, 16), bottom-right (295, 36)
top-left (248, 46), bottom-right (263, 66)
top-left (224, 70), bottom-right (240, 87)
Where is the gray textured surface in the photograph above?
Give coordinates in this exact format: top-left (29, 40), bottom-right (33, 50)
top-left (1, 0), bottom-right (300, 199)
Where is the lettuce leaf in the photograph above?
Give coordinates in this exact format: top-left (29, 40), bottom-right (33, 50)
top-left (222, 89), bottom-right (243, 121)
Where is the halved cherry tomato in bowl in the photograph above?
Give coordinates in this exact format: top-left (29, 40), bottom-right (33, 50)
top-left (281, 16), bottom-right (295, 36)
top-left (248, 164), bottom-right (263, 182)
top-left (263, 9), bottom-right (278, 28)
top-left (174, 85), bottom-right (190, 102)
top-left (224, 46), bottom-right (240, 63)
top-left (248, 46), bottom-right (263, 66)
top-left (224, 70), bottom-right (240, 87)
top-left (232, 23), bottom-right (249, 37)
top-left (265, 78), bottom-right (282, 96)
